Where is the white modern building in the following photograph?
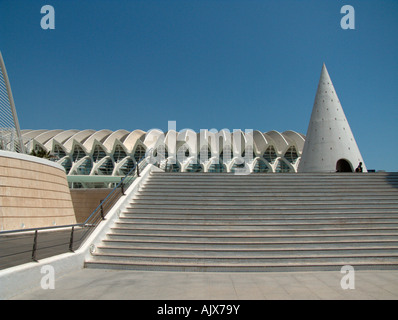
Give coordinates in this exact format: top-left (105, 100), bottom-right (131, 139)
top-left (21, 128), bottom-right (305, 188)
top-left (5, 63), bottom-right (366, 188)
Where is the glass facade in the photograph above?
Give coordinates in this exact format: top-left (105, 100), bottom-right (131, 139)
top-left (185, 161), bottom-right (203, 172)
top-left (21, 129), bottom-right (304, 188)
top-left (72, 145), bottom-right (86, 162)
top-left (253, 159), bottom-right (270, 173)
top-left (284, 146), bottom-right (299, 164)
top-left (76, 158), bottom-right (93, 175)
top-left (119, 157), bottom-right (135, 175)
top-left (208, 163), bottom-right (226, 173)
top-left (97, 158), bottom-right (114, 175)
top-left (114, 145), bottom-right (127, 162)
top-left (134, 145), bottom-right (146, 163)
top-left (263, 146), bottom-right (277, 164)
top-left (93, 145), bottom-right (106, 162)
top-left (275, 159), bottom-right (292, 173)
top-left (53, 144), bottom-right (66, 160)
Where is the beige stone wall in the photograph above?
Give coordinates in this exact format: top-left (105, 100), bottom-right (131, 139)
top-left (0, 152), bottom-right (76, 231)
top-left (70, 188), bottom-right (114, 223)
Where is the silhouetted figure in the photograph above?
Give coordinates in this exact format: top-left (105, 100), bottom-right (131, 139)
top-left (355, 162), bottom-right (363, 173)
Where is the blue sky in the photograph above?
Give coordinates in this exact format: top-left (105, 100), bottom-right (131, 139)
top-left (0, 0), bottom-right (397, 171)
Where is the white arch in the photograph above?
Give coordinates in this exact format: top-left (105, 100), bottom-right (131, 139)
top-left (253, 130), bottom-right (270, 155)
top-left (250, 157), bottom-right (272, 173)
top-left (64, 130), bottom-right (96, 152)
top-left (34, 129), bottom-right (63, 146)
top-left (102, 129), bottom-right (129, 152)
top-left (70, 155), bottom-right (93, 175)
top-left (44, 129), bottom-right (79, 150)
top-left (124, 129), bottom-right (146, 153)
top-left (92, 156), bottom-right (114, 176)
top-left (82, 129), bottom-right (113, 153)
top-left (282, 130), bottom-right (305, 154)
top-left (265, 130), bottom-right (289, 155)
top-left (143, 129), bottom-right (164, 150)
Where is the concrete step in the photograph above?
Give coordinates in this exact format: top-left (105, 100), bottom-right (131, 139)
top-left (100, 238), bottom-right (398, 250)
top-left (94, 245), bottom-right (398, 258)
top-left (114, 221), bottom-right (398, 231)
top-left (134, 193), bottom-right (398, 200)
top-left (121, 212), bottom-right (398, 220)
top-left (109, 227), bottom-right (398, 237)
top-left (125, 205), bottom-right (398, 213)
top-left (123, 207), bottom-right (398, 214)
top-left (85, 172), bottom-right (398, 272)
top-left (84, 261), bottom-right (398, 272)
top-left (144, 178), bottom-right (398, 183)
top-left (89, 252), bottom-right (398, 264)
top-left (106, 233), bottom-right (398, 243)
top-left (85, 256), bottom-right (398, 272)
top-left (130, 199), bottom-right (398, 206)
top-left (119, 216), bottom-right (398, 225)
top-left (149, 172), bottom-right (398, 180)
top-left (99, 238), bottom-right (398, 250)
top-left (140, 186), bottom-right (398, 193)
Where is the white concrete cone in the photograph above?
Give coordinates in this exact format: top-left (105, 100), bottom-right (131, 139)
top-left (298, 64), bottom-right (366, 173)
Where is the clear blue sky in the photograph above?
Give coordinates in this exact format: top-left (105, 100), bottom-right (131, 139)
top-left (0, 0), bottom-right (397, 171)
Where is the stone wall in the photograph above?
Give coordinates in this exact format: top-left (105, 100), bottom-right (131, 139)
top-left (0, 151), bottom-right (76, 230)
top-left (70, 188), bottom-right (114, 223)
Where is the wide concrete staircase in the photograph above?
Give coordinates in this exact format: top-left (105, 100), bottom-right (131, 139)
top-left (85, 172), bottom-right (398, 272)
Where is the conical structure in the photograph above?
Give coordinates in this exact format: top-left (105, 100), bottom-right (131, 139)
top-left (298, 64), bottom-right (366, 173)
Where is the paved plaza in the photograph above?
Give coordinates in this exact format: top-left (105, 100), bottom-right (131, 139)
top-left (11, 269), bottom-right (398, 300)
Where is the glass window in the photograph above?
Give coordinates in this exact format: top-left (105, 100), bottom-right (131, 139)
top-left (134, 145), bottom-right (146, 163)
top-left (60, 157), bottom-right (72, 174)
top-left (93, 145), bottom-right (106, 162)
top-left (275, 159), bottom-right (292, 173)
top-left (253, 159), bottom-right (270, 173)
top-left (284, 146), bottom-right (299, 164)
top-left (98, 158), bottom-right (114, 175)
top-left (120, 158), bottom-right (135, 175)
top-left (76, 158), bottom-right (92, 175)
top-left (53, 144), bottom-right (66, 160)
top-left (185, 161), bottom-right (203, 172)
top-left (263, 146), bottom-right (277, 164)
top-left (208, 163), bottom-right (226, 173)
top-left (72, 145), bottom-right (86, 162)
top-left (113, 145), bottom-right (127, 162)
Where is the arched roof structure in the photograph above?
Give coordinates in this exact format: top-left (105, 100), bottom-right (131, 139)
top-left (22, 128), bottom-right (305, 187)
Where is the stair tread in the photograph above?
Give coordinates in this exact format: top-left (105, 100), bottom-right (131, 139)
top-left (85, 172), bottom-right (398, 272)
top-left (86, 259), bottom-right (398, 267)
